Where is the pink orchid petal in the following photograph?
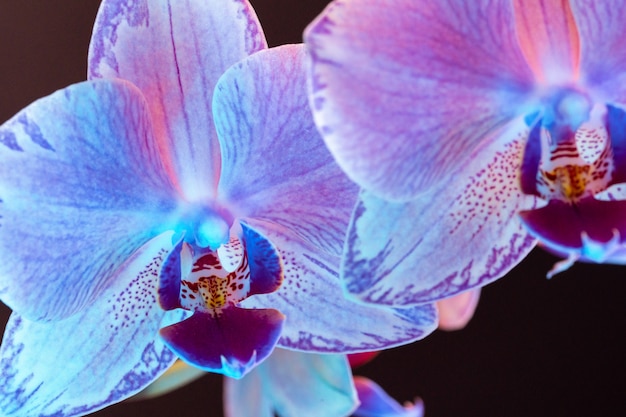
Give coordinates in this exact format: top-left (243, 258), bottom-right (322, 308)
top-left (570, 0), bottom-right (626, 103)
top-left (240, 220), bottom-right (438, 352)
top-left (342, 118), bottom-right (537, 306)
top-left (513, 0), bottom-right (581, 84)
top-left (305, 0), bottom-right (535, 200)
top-left (0, 233), bottom-right (184, 416)
top-left (436, 288), bottom-right (481, 331)
top-left (88, 0), bottom-right (267, 201)
top-left (214, 44), bottom-right (358, 257)
top-left (0, 80), bottom-right (177, 321)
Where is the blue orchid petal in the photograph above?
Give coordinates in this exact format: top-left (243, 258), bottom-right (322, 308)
top-left (224, 363), bottom-right (273, 417)
top-left (224, 349), bottom-right (357, 417)
top-left (304, 0), bottom-right (535, 201)
top-left (0, 80), bottom-right (177, 321)
top-left (88, 0), bottom-right (267, 201)
top-left (240, 220), bottom-right (438, 352)
top-left (353, 376), bottom-right (423, 417)
top-left (214, 44), bottom-right (358, 257)
top-left (570, 0), bottom-right (626, 103)
top-left (0, 233), bottom-right (183, 417)
top-left (342, 119), bottom-right (538, 305)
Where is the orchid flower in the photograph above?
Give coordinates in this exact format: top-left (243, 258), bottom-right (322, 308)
top-left (0, 1), bottom-right (439, 415)
top-left (305, 0), bottom-right (626, 307)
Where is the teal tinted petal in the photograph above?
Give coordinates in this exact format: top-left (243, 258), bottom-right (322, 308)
top-left (224, 363), bottom-right (273, 417)
top-left (241, 220), bottom-right (438, 352)
top-left (89, 0), bottom-right (267, 201)
top-left (0, 80), bottom-right (177, 321)
top-left (215, 44), bottom-right (357, 256)
top-left (342, 119), bottom-right (537, 305)
top-left (0, 233), bottom-right (183, 417)
top-left (224, 349), bottom-right (357, 417)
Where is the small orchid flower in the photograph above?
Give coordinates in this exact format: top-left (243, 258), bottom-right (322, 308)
top-left (0, 1), bottom-right (438, 415)
top-left (222, 290), bottom-right (476, 417)
top-left (305, 0), bottom-right (626, 306)
top-left (224, 349), bottom-right (423, 417)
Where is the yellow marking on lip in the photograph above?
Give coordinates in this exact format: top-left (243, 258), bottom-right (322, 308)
top-left (542, 164), bottom-right (591, 201)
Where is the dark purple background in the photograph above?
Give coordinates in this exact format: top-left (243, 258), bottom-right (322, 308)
top-left (1, 1), bottom-right (625, 416)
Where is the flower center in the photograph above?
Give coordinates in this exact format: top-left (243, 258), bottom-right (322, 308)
top-left (179, 237), bottom-right (250, 317)
top-left (525, 89), bottom-right (614, 203)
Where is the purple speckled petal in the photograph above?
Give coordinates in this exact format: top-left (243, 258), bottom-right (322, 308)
top-left (89, 0), bottom-right (267, 201)
top-left (570, 0), bottom-right (626, 103)
top-left (159, 307), bottom-right (285, 379)
top-left (353, 376), bottom-right (423, 417)
top-left (240, 220), bottom-right (438, 352)
top-left (0, 80), bottom-right (177, 321)
top-left (304, 0), bottom-right (534, 200)
top-left (215, 44), bottom-right (358, 256)
top-left (224, 350), bottom-right (357, 417)
top-left (0, 233), bottom-right (183, 417)
top-left (342, 119), bottom-right (537, 306)
top-left (241, 223), bottom-right (283, 296)
top-left (519, 197), bottom-right (626, 262)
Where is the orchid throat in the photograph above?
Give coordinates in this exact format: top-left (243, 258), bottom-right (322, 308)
top-left (527, 88), bottom-right (614, 204)
top-left (155, 207), bottom-right (285, 378)
top-left (519, 87), bottom-right (626, 276)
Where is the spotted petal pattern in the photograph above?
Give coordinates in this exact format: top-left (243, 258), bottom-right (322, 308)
top-left (342, 119), bottom-right (537, 305)
top-left (0, 80), bottom-right (176, 321)
top-left (241, 220), bottom-right (439, 351)
top-left (305, 0), bottom-right (535, 200)
top-left (89, 0), bottom-right (267, 201)
top-left (0, 233), bottom-right (181, 417)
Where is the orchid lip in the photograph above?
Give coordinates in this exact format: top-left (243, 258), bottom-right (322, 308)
top-left (156, 223), bottom-right (284, 376)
